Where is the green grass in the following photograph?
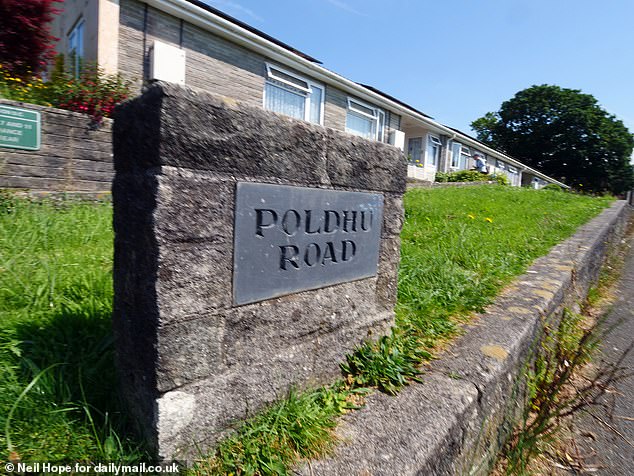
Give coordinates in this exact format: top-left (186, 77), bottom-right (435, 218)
top-left (0, 186), bottom-right (613, 472)
top-left (0, 194), bottom-right (145, 463)
top-left (343, 186), bottom-right (613, 393)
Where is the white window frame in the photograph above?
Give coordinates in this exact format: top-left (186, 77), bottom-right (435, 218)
top-left (345, 97), bottom-right (385, 142)
top-left (263, 63), bottom-right (325, 125)
top-left (426, 134), bottom-right (442, 167)
top-left (68, 19), bottom-right (84, 77)
top-left (450, 142), bottom-right (471, 169)
top-left (496, 160), bottom-right (506, 170)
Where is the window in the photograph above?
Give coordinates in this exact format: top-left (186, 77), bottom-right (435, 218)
top-left (426, 135), bottom-right (442, 167)
top-left (68, 20), bottom-right (84, 77)
top-left (345, 98), bottom-right (385, 141)
top-left (264, 64), bottom-right (324, 124)
top-left (496, 160), bottom-right (506, 170)
top-left (407, 137), bottom-right (423, 166)
top-left (450, 142), bottom-right (470, 169)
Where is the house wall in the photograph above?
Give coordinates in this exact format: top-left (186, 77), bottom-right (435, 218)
top-left (50, 0), bottom-right (120, 75)
top-left (51, 0), bottom-right (100, 66)
top-left (117, 0), bottom-right (400, 140)
top-left (98, 0), bottom-right (121, 75)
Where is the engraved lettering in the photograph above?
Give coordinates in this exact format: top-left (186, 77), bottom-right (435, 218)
top-left (324, 210), bottom-right (340, 233)
top-left (342, 210), bottom-right (357, 232)
top-left (303, 242), bottom-right (321, 267)
top-left (360, 210), bottom-right (373, 231)
top-left (304, 210), bottom-right (322, 234)
top-left (282, 209), bottom-right (301, 236)
top-left (341, 240), bottom-right (357, 261)
top-left (322, 241), bottom-right (338, 264)
top-left (279, 245), bottom-right (300, 270)
top-left (255, 209), bottom-right (277, 237)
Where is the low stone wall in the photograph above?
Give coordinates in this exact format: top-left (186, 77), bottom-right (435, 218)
top-left (0, 100), bottom-right (113, 192)
top-left (297, 200), bottom-right (631, 475)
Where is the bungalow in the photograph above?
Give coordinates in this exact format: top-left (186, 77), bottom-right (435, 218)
top-left (49, 0), bottom-right (565, 189)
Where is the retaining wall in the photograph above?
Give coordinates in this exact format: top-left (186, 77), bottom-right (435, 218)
top-left (0, 100), bottom-right (113, 192)
top-left (297, 200), bottom-right (632, 475)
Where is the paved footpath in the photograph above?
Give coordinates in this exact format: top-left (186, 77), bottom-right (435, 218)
top-left (570, 232), bottom-right (634, 474)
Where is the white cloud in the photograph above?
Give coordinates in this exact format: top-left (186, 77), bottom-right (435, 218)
top-left (323, 0), bottom-right (367, 17)
top-left (203, 0), bottom-right (264, 22)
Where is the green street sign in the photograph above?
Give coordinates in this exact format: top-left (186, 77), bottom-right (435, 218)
top-left (0, 105), bottom-right (41, 150)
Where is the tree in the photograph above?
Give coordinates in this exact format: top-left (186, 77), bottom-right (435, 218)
top-left (471, 85), bottom-right (634, 194)
top-left (0, 0), bottom-right (62, 77)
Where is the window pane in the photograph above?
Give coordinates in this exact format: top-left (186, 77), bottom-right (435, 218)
top-left (349, 101), bottom-right (375, 117)
top-left (346, 111), bottom-right (375, 139)
top-left (265, 82), bottom-right (305, 120)
top-left (427, 137), bottom-right (439, 166)
top-left (460, 152), bottom-right (469, 169)
top-left (451, 143), bottom-right (461, 167)
top-left (269, 67), bottom-right (309, 90)
top-left (377, 110), bottom-right (385, 142)
top-left (408, 137), bottom-right (423, 164)
top-left (309, 85), bottom-right (322, 124)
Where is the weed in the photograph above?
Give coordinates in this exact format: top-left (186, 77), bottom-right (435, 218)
top-left (190, 384), bottom-right (366, 476)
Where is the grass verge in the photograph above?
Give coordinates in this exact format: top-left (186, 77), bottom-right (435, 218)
top-left (0, 193), bottom-right (145, 464)
top-left (0, 186), bottom-right (614, 473)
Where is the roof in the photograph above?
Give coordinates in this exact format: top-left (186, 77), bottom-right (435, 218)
top-left (170, 0), bottom-right (566, 187)
top-left (358, 84), bottom-right (434, 119)
top-left (185, 0), bottom-right (322, 64)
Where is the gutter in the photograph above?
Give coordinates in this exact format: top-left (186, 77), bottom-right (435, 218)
top-left (144, 0), bottom-right (568, 188)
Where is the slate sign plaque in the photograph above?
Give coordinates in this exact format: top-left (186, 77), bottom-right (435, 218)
top-left (234, 182), bottom-right (384, 305)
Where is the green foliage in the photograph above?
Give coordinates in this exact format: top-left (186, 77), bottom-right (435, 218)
top-left (471, 84), bottom-right (634, 194)
top-left (447, 170), bottom-right (487, 182)
top-left (190, 384), bottom-right (365, 476)
top-left (340, 332), bottom-right (428, 395)
top-left (435, 170), bottom-right (510, 185)
top-left (0, 55), bottom-right (131, 122)
top-left (541, 183), bottom-right (564, 192)
top-left (491, 173), bottom-right (511, 186)
top-left (434, 172), bottom-right (449, 182)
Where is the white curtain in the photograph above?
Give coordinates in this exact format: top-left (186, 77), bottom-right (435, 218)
top-left (346, 112), bottom-right (375, 139)
top-left (265, 83), bottom-right (305, 120)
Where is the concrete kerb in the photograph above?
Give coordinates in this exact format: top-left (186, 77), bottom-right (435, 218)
top-left (295, 200), bottom-right (631, 476)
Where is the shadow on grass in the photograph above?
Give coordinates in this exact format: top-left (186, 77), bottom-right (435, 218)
top-left (9, 307), bottom-right (149, 462)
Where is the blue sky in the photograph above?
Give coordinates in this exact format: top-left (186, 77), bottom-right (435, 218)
top-left (203, 0), bottom-right (633, 146)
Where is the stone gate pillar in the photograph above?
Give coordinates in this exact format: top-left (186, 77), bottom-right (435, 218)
top-left (112, 82), bottom-right (406, 459)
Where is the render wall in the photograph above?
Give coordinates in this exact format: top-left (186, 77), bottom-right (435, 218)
top-left (0, 100), bottom-right (113, 192)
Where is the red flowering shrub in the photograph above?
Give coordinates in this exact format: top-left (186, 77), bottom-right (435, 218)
top-left (0, 0), bottom-right (62, 77)
top-left (52, 62), bottom-right (131, 122)
top-left (1, 55), bottom-right (132, 122)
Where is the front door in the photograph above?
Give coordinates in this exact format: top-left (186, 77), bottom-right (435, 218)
top-left (425, 135), bottom-right (441, 179)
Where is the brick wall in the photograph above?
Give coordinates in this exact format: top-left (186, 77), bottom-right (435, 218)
top-left (0, 100), bottom-right (113, 192)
